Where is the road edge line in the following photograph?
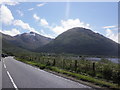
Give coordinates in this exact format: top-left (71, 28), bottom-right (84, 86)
top-left (7, 71), bottom-right (18, 90)
top-left (4, 64), bottom-right (6, 69)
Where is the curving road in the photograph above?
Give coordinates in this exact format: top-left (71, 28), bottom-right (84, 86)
top-left (2, 56), bottom-right (92, 89)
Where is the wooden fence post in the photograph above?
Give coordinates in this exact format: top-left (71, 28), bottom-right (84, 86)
top-left (93, 62), bottom-right (96, 76)
top-left (75, 60), bottom-right (77, 72)
top-left (62, 59), bottom-right (65, 69)
top-left (53, 59), bottom-right (56, 66)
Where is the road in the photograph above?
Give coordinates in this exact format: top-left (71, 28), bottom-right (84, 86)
top-left (2, 56), bottom-right (91, 89)
top-left (0, 57), bottom-right (2, 90)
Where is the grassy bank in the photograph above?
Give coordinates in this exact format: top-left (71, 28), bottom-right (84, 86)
top-left (15, 57), bottom-right (119, 89)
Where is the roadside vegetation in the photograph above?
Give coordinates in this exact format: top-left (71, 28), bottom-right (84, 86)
top-left (13, 53), bottom-right (120, 89)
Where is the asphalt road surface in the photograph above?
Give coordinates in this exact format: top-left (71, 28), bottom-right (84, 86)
top-left (2, 56), bottom-right (91, 89)
top-left (0, 57), bottom-right (2, 90)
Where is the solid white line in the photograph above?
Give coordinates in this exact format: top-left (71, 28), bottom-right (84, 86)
top-left (7, 71), bottom-right (18, 90)
top-left (4, 64), bottom-right (6, 69)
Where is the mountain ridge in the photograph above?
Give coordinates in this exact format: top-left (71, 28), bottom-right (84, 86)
top-left (2, 31), bottom-right (52, 52)
top-left (1, 27), bottom-right (119, 57)
top-left (37, 27), bottom-right (119, 56)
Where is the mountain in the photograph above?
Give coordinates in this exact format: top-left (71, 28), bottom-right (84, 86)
top-left (38, 27), bottom-right (119, 57)
top-left (2, 32), bottom-right (52, 51)
top-left (1, 33), bottom-right (30, 55)
top-left (13, 32), bottom-right (52, 51)
top-left (1, 32), bottom-right (52, 52)
top-left (1, 27), bottom-right (119, 57)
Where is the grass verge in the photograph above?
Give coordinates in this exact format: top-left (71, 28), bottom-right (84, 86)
top-left (15, 57), bottom-right (120, 90)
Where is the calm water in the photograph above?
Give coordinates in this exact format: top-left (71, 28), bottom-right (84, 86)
top-left (85, 57), bottom-right (120, 63)
top-left (66, 57), bottom-right (120, 63)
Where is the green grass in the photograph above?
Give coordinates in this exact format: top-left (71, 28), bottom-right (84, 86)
top-left (48, 67), bottom-right (118, 88)
top-left (16, 57), bottom-right (120, 89)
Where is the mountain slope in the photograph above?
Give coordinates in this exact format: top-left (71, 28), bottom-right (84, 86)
top-left (38, 27), bottom-right (119, 56)
top-left (1, 33), bottom-right (30, 55)
top-left (2, 32), bottom-right (52, 51)
top-left (13, 32), bottom-right (52, 51)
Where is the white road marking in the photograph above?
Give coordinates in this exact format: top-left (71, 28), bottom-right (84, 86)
top-left (7, 71), bottom-right (18, 90)
top-left (4, 64), bottom-right (6, 69)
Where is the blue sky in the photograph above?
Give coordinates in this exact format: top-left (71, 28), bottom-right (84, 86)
top-left (1, 2), bottom-right (119, 43)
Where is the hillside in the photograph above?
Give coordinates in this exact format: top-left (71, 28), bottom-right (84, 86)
top-left (13, 32), bottom-right (52, 51)
top-left (38, 27), bottom-right (119, 56)
top-left (1, 33), bottom-right (30, 55)
top-left (2, 32), bottom-right (52, 52)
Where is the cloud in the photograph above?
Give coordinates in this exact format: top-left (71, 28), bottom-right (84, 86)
top-left (0, 5), bottom-right (14, 25)
top-left (37, 18), bottom-right (91, 38)
top-left (105, 28), bottom-right (119, 43)
top-left (1, 5), bottom-right (40, 36)
top-left (103, 25), bottom-right (117, 29)
top-left (33, 14), bottom-right (40, 21)
top-left (40, 19), bottom-right (49, 26)
top-left (35, 18), bottom-right (92, 38)
top-left (33, 14), bottom-right (48, 27)
top-left (32, 14), bottom-right (52, 38)
top-left (0, 0), bottom-right (19, 6)
top-left (28, 8), bottom-right (34, 11)
top-left (1, 28), bottom-right (20, 36)
top-left (103, 25), bottom-right (119, 43)
top-left (40, 30), bottom-right (55, 38)
top-left (17, 10), bottom-right (24, 16)
top-left (51, 19), bottom-right (91, 35)
top-left (29, 3), bottom-right (46, 11)
top-left (37, 3), bottom-right (46, 7)
top-left (13, 20), bottom-right (40, 34)
top-left (13, 20), bottom-right (33, 31)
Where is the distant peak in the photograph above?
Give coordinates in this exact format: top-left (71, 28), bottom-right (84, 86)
top-left (21, 32), bottom-right (36, 36)
top-left (29, 32), bottom-right (36, 36)
top-left (30, 32), bottom-right (35, 34)
top-left (71, 27), bottom-right (86, 29)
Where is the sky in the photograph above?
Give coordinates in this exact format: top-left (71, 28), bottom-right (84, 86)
top-left (0, 1), bottom-right (119, 43)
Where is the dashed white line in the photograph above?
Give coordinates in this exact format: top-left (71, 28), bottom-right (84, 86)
top-left (3, 58), bottom-right (18, 89)
top-left (4, 64), bottom-right (6, 69)
top-left (7, 71), bottom-right (18, 90)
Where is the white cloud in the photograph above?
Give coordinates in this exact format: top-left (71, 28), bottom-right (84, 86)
top-left (40, 19), bottom-right (49, 26)
top-left (37, 18), bottom-right (91, 38)
top-left (93, 30), bottom-right (99, 33)
top-left (51, 19), bottom-right (91, 35)
top-left (33, 14), bottom-right (40, 21)
top-left (37, 3), bottom-right (46, 7)
top-left (28, 8), bottom-right (34, 11)
top-left (17, 10), bottom-right (24, 16)
top-left (13, 20), bottom-right (40, 34)
top-left (0, 5), bottom-right (14, 25)
top-left (40, 30), bottom-right (55, 38)
top-left (103, 25), bottom-right (117, 29)
top-left (0, 0), bottom-right (19, 6)
top-left (0, 5), bottom-right (40, 36)
top-left (13, 20), bottom-right (33, 31)
top-left (1, 28), bottom-right (20, 36)
top-left (33, 14), bottom-right (48, 27)
top-left (105, 28), bottom-right (119, 43)
top-left (103, 25), bottom-right (119, 43)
